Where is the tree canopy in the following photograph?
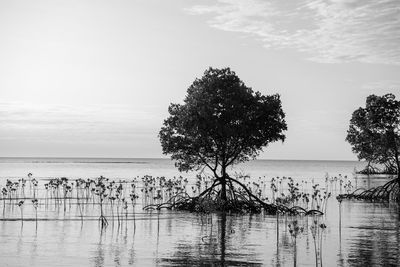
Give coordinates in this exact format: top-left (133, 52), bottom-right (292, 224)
top-left (346, 93), bottom-right (400, 178)
top-left (159, 67), bottom-right (287, 202)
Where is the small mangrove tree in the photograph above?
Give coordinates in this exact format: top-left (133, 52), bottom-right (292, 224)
top-left (158, 67), bottom-right (289, 213)
top-left (343, 93), bottom-right (400, 201)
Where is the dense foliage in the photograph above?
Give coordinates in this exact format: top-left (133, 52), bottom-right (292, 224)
top-left (346, 93), bottom-right (400, 178)
top-left (159, 67), bottom-right (287, 202)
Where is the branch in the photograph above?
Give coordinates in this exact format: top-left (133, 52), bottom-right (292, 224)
top-left (226, 153), bottom-right (240, 168)
top-left (214, 151), bottom-right (219, 173)
top-left (197, 153), bottom-right (220, 179)
top-left (196, 180), bottom-right (221, 199)
top-left (225, 176), bottom-right (270, 207)
top-left (225, 138), bottom-right (248, 167)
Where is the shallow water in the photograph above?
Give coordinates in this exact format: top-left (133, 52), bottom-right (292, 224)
top-left (0, 158), bottom-right (399, 266)
top-left (1, 197), bottom-right (399, 266)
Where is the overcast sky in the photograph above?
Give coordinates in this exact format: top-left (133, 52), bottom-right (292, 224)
top-left (0, 0), bottom-right (399, 160)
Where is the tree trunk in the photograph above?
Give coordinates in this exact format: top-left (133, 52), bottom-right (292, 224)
top-left (220, 167), bottom-right (227, 201)
top-left (393, 141), bottom-right (400, 184)
top-left (367, 160), bottom-right (371, 175)
top-left (395, 155), bottom-right (400, 183)
top-left (220, 178), bottom-right (227, 201)
top-left (389, 130), bottom-right (400, 184)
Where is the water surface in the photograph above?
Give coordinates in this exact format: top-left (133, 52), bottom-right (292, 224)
top-left (0, 158), bottom-right (398, 266)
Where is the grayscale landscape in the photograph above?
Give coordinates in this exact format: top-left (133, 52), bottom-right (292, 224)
top-left (0, 1), bottom-right (399, 266)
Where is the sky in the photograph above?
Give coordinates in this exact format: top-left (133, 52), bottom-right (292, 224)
top-left (0, 0), bottom-right (399, 160)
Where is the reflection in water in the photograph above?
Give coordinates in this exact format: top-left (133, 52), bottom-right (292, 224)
top-left (92, 230), bottom-right (105, 267)
top-left (160, 213), bottom-right (262, 266)
top-left (346, 204), bottom-right (400, 267)
top-left (338, 201), bottom-right (345, 267)
top-left (0, 199), bottom-right (399, 266)
top-left (0, 176), bottom-right (399, 266)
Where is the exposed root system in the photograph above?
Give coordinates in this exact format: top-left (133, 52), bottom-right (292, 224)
top-left (144, 176), bottom-right (323, 216)
top-left (337, 179), bottom-right (399, 202)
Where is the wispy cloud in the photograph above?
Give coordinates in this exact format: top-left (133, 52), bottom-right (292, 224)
top-left (186, 0), bottom-right (400, 65)
top-left (0, 102), bottom-right (160, 143)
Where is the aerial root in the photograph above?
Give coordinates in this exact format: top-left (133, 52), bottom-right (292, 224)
top-left (337, 179), bottom-right (399, 202)
top-left (144, 176), bottom-right (324, 216)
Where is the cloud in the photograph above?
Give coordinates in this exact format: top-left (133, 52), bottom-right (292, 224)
top-left (186, 0), bottom-right (400, 65)
top-left (0, 102), bottom-right (159, 142)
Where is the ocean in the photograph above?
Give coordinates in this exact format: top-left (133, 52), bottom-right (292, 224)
top-left (2, 157), bottom-right (399, 266)
top-left (0, 157), bottom-right (367, 181)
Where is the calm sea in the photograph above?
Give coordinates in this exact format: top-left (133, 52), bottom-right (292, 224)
top-left (0, 157), bottom-right (367, 181)
top-left (2, 157), bottom-right (399, 266)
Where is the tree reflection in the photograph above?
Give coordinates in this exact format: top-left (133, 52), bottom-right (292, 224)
top-left (160, 213), bottom-right (262, 266)
top-left (346, 208), bottom-right (400, 266)
top-left (92, 229), bottom-right (105, 267)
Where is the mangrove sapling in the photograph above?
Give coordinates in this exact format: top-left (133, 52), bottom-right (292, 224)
top-left (32, 178), bottom-right (38, 199)
top-left (123, 198), bottom-right (128, 223)
top-left (20, 178), bottom-right (26, 198)
top-left (28, 173), bottom-right (32, 193)
top-left (310, 218), bottom-right (327, 267)
top-left (44, 183), bottom-right (49, 209)
top-left (130, 191), bottom-right (138, 232)
top-left (61, 178), bottom-right (69, 213)
top-left (109, 196), bottom-right (116, 223)
top-left (5, 180), bottom-right (12, 204)
top-left (310, 219), bottom-right (319, 267)
top-left (90, 187), bottom-right (96, 206)
top-left (289, 219), bottom-right (304, 267)
top-left (2, 187), bottom-right (7, 216)
top-left (116, 188), bottom-right (123, 226)
top-left (17, 200), bottom-right (24, 226)
top-left (320, 192), bottom-right (331, 214)
top-left (32, 199), bottom-right (38, 229)
top-left (75, 180), bottom-right (84, 221)
top-left (319, 223), bottom-right (327, 267)
top-left (10, 181), bottom-right (16, 200)
top-left (95, 179), bottom-right (108, 229)
top-left (68, 184), bottom-right (73, 210)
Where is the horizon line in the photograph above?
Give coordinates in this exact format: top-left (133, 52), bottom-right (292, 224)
top-left (0, 156), bottom-right (361, 162)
